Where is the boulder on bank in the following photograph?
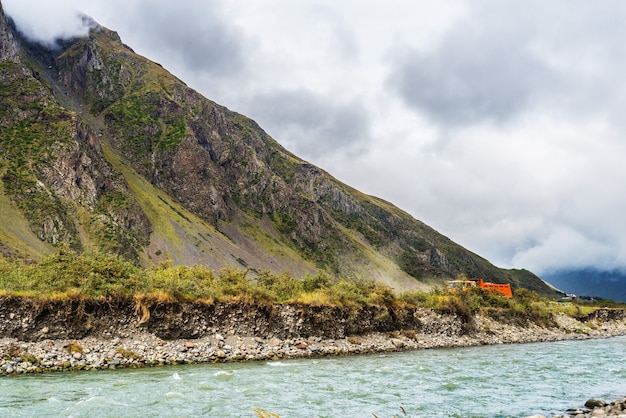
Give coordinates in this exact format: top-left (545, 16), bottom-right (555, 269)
top-left (585, 398), bottom-right (607, 409)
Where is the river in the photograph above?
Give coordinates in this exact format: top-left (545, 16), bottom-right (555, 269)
top-left (1, 336), bottom-right (625, 417)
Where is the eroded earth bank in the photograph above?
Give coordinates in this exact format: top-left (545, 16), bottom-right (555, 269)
top-left (1, 296), bottom-right (626, 375)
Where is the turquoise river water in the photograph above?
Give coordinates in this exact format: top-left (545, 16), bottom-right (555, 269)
top-left (1, 336), bottom-right (625, 417)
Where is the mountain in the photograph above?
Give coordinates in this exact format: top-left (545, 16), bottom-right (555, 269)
top-left (0, 2), bottom-right (561, 296)
top-left (542, 268), bottom-right (626, 302)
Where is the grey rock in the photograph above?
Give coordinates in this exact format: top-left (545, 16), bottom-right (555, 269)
top-left (566, 408), bottom-right (587, 415)
top-left (586, 399), bottom-right (607, 409)
top-left (585, 398), bottom-right (606, 409)
top-left (391, 338), bottom-right (405, 348)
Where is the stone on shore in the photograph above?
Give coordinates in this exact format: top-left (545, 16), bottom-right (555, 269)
top-left (549, 395), bottom-right (626, 418)
top-left (587, 399), bottom-right (608, 409)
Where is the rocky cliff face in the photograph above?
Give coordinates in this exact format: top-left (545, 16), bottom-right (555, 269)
top-left (0, 7), bottom-right (150, 258)
top-left (0, 3), bottom-right (18, 62)
top-left (0, 1), bottom-right (560, 296)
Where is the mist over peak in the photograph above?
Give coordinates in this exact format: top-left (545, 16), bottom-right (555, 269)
top-left (2, 1), bottom-right (95, 47)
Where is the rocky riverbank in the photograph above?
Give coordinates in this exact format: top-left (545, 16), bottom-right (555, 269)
top-left (528, 396), bottom-right (626, 418)
top-left (1, 296), bottom-right (626, 375)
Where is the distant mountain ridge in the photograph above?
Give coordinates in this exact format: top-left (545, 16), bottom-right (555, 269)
top-left (0, 2), bottom-right (561, 296)
top-left (543, 268), bottom-right (626, 302)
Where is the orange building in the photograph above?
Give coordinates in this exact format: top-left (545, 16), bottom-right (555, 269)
top-left (447, 278), bottom-right (513, 298)
top-left (469, 278), bottom-right (513, 298)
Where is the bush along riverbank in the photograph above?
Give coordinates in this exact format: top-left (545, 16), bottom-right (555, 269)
top-left (1, 294), bottom-right (626, 376)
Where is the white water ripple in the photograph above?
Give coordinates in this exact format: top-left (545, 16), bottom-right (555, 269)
top-left (0, 337), bottom-right (624, 417)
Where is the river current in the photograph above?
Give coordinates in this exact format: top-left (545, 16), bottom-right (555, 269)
top-left (1, 336), bottom-right (625, 417)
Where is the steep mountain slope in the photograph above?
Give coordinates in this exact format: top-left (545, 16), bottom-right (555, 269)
top-left (0, 3), bottom-right (560, 296)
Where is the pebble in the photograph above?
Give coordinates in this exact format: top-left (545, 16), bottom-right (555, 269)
top-left (391, 338), bottom-right (405, 348)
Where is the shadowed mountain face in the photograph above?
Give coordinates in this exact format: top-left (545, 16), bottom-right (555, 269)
top-left (0, 2), bottom-right (560, 296)
top-left (542, 268), bottom-right (626, 302)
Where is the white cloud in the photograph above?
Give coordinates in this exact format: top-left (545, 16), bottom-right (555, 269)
top-left (3, 0), bottom-right (91, 45)
top-left (512, 226), bottom-right (616, 273)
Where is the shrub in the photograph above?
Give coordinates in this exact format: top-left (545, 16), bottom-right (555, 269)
top-left (347, 336), bottom-right (361, 345)
top-left (443, 295), bottom-right (476, 334)
top-left (302, 273), bottom-right (331, 293)
top-left (63, 341), bottom-right (83, 354)
top-left (116, 347), bottom-right (142, 360)
top-left (20, 353), bottom-right (39, 364)
top-left (255, 270), bottom-right (302, 302)
top-left (5, 342), bottom-right (23, 358)
top-left (401, 329), bottom-right (418, 341)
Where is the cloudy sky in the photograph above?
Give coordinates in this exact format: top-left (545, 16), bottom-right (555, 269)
top-left (4, 0), bottom-right (626, 278)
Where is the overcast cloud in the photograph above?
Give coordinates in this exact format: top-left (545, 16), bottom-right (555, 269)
top-left (4, 0), bottom-right (626, 279)
top-left (245, 89), bottom-right (370, 157)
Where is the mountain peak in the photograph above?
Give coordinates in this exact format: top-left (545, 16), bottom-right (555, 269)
top-left (79, 13), bottom-right (123, 45)
top-left (1, 0), bottom-right (121, 53)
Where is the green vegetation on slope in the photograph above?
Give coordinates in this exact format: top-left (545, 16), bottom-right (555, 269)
top-left (0, 251), bottom-right (390, 306)
top-left (60, 30), bottom-right (190, 161)
top-left (0, 61), bottom-right (79, 248)
top-left (0, 171), bottom-right (54, 259)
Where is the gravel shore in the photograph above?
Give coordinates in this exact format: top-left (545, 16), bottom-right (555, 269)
top-left (528, 396), bottom-right (626, 418)
top-left (2, 308), bottom-right (626, 376)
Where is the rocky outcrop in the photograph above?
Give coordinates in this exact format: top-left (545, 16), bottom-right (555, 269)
top-left (40, 123), bottom-right (112, 209)
top-left (35, 120), bottom-right (152, 255)
top-left (0, 2), bottom-right (19, 62)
